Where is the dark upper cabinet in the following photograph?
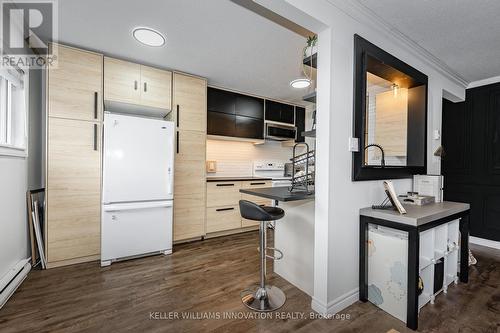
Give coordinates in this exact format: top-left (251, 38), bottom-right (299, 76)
top-left (207, 88), bottom-right (235, 114)
top-left (207, 111), bottom-right (235, 137)
top-left (235, 116), bottom-right (264, 139)
top-left (265, 100), bottom-right (295, 124)
top-left (295, 107), bottom-right (305, 143)
top-left (235, 95), bottom-right (264, 119)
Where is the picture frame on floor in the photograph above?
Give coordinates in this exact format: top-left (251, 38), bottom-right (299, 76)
top-left (27, 189), bottom-right (46, 269)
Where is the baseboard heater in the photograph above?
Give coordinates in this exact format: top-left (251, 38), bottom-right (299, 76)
top-left (0, 259), bottom-right (31, 309)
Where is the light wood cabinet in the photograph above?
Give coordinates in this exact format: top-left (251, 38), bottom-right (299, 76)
top-left (206, 180), bottom-right (272, 232)
top-left (140, 66), bottom-right (172, 109)
top-left (104, 57), bottom-right (141, 105)
top-left (48, 44), bottom-right (103, 121)
top-left (46, 118), bottom-right (101, 264)
top-left (104, 57), bottom-right (172, 110)
top-left (207, 182), bottom-right (241, 207)
top-left (173, 73), bottom-right (207, 241)
top-left (206, 206), bottom-right (241, 233)
top-left (46, 44), bottom-right (103, 268)
top-left (173, 73), bottom-right (207, 132)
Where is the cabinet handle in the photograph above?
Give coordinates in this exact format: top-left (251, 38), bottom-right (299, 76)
top-left (250, 182), bottom-right (266, 185)
top-left (134, 80), bottom-right (138, 90)
top-left (94, 92), bottom-right (98, 119)
top-left (93, 124), bottom-right (98, 151)
top-left (216, 183), bottom-right (235, 187)
top-left (144, 82), bottom-right (147, 92)
top-left (176, 131), bottom-right (179, 154)
top-left (216, 207), bottom-right (235, 212)
top-left (176, 105), bottom-right (179, 127)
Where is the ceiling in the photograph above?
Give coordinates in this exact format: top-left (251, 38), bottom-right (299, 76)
top-left (357, 0), bottom-right (500, 83)
top-left (49, 0), bottom-right (311, 103)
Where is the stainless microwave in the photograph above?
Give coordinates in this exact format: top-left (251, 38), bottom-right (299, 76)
top-left (265, 122), bottom-right (297, 141)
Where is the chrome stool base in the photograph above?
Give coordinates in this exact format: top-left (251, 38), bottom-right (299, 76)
top-left (241, 285), bottom-right (286, 312)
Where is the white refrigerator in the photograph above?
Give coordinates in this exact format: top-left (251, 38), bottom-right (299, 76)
top-left (101, 113), bottom-right (174, 266)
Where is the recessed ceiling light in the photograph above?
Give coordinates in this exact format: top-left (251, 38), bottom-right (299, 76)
top-left (290, 78), bottom-right (311, 89)
top-left (132, 27), bottom-right (166, 47)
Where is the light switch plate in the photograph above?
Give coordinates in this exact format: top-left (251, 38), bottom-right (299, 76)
top-left (349, 137), bottom-right (359, 152)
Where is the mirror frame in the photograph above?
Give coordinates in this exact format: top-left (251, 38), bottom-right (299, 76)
top-left (352, 34), bottom-right (428, 181)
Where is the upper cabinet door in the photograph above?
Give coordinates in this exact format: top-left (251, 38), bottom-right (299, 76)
top-left (207, 88), bottom-right (236, 114)
top-left (235, 95), bottom-right (264, 119)
top-left (140, 65), bottom-right (172, 110)
top-left (173, 73), bottom-right (207, 132)
top-left (265, 100), bottom-right (295, 124)
top-left (104, 57), bottom-right (141, 105)
top-left (48, 44), bottom-right (103, 121)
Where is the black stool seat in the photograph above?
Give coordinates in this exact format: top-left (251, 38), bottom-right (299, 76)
top-left (239, 200), bottom-right (285, 221)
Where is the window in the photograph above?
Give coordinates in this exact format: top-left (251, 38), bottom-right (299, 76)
top-left (0, 68), bottom-right (27, 157)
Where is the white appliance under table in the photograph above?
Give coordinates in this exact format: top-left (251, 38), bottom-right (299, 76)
top-left (101, 113), bottom-right (174, 266)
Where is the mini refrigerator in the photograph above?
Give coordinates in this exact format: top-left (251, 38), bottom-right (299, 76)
top-left (367, 225), bottom-right (408, 322)
top-left (101, 113), bottom-right (174, 266)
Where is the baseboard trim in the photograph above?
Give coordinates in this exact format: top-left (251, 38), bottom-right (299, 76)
top-left (470, 236), bottom-right (500, 250)
top-left (311, 288), bottom-right (359, 315)
top-left (0, 259), bottom-right (31, 309)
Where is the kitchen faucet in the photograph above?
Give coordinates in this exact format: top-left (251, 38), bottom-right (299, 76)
top-left (364, 144), bottom-right (385, 167)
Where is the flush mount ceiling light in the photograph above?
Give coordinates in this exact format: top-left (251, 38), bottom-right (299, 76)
top-left (290, 78), bottom-right (311, 89)
top-left (132, 27), bottom-right (166, 47)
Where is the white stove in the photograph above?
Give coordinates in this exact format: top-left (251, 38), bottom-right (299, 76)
top-left (253, 161), bottom-right (292, 187)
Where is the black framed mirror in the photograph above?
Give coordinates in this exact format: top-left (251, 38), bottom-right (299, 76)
top-left (352, 35), bottom-right (428, 181)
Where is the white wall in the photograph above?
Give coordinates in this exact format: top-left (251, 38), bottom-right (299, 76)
top-left (263, 0), bottom-right (466, 314)
top-left (0, 70), bottom-right (42, 282)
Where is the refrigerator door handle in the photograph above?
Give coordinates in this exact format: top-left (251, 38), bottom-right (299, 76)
top-left (167, 167), bottom-right (173, 195)
top-left (103, 201), bottom-right (173, 212)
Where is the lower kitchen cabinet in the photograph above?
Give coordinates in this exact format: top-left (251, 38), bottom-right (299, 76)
top-left (206, 180), bottom-right (272, 234)
top-left (206, 206), bottom-right (241, 233)
top-left (46, 117), bottom-right (101, 265)
top-left (174, 130), bottom-right (206, 241)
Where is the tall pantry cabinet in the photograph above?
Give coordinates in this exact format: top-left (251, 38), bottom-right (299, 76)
top-left (45, 44), bottom-right (103, 268)
top-left (172, 73), bottom-right (207, 241)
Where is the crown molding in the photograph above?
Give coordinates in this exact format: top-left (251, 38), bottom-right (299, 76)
top-left (467, 75), bottom-right (500, 89)
top-left (325, 0), bottom-right (469, 88)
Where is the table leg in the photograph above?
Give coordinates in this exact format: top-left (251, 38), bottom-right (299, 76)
top-left (459, 214), bottom-right (469, 283)
top-left (406, 228), bottom-right (419, 330)
top-left (359, 216), bottom-right (368, 302)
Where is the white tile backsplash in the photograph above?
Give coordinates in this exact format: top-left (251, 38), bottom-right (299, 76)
top-left (206, 139), bottom-right (294, 177)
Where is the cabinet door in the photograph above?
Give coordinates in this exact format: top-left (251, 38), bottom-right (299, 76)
top-left (235, 94), bottom-right (264, 119)
top-left (206, 206), bottom-right (241, 233)
top-left (207, 87), bottom-right (235, 114)
top-left (265, 100), bottom-right (295, 124)
top-left (173, 73), bottom-right (207, 132)
top-left (207, 111), bottom-right (235, 137)
top-left (235, 116), bottom-right (264, 139)
top-left (174, 130), bottom-right (206, 241)
top-left (295, 107), bottom-right (305, 142)
top-left (140, 65), bottom-right (172, 109)
top-left (46, 118), bottom-right (101, 263)
top-left (48, 44), bottom-right (102, 121)
top-left (104, 57), bottom-right (141, 105)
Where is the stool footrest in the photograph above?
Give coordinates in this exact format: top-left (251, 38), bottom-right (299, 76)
top-left (265, 247), bottom-right (283, 260)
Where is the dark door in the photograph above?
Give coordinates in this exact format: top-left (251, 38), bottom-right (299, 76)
top-left (442, 84), bottom-right (500, 241)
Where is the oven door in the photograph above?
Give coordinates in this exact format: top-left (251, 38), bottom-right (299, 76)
top-left (265, 123), bottom-right (297, 141)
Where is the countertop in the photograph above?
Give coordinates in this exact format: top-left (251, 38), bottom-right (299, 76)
top-left (359, 201), bottom-right (470, 227)
top-left (207, 177), bottom-right (272, 182)
top-left (239, 186), bottom-right (315, 202)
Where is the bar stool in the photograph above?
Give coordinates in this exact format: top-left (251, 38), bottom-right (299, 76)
top-left (239, 199), bottom-right (286, 312)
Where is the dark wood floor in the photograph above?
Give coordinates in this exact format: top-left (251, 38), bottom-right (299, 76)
top-left (0, 231), bottom-right (499, 333)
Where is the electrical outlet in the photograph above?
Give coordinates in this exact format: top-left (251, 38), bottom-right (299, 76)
top-left (349, 137), bottom-right (359, 152)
